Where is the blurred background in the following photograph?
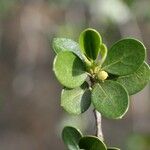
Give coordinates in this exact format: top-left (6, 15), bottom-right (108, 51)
top-left (0, 0), bottom-right (150, 149)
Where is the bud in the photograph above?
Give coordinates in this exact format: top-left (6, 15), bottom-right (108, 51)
top-left (97, 70), bottom-right (108, 81)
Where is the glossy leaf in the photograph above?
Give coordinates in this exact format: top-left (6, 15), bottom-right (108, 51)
top-left (62, 126), bottom-right (83, 150)
top-left (107, 147), bottom-right (120, 150)
top-left (61, 83), bottom-right (91, 115)
top-left (52, 38), bottom-right (83, 60)
top-left (53, 51), bottom-right (87, 88)
top-left (102, 38), bottom-right (146, 75)
top-left (100, 43), bottom-right (108, 65)
top-left (92, 81), bottom-right (129, 119)
top-left (117, 62), bottom-right (150, 95)
top-left (79, 28), bottom-right (102, 60)
top-left (79, 136), bottom-right (107, 150)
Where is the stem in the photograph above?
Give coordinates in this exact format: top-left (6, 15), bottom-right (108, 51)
top-left (93, 109), bottom-right (104, 141)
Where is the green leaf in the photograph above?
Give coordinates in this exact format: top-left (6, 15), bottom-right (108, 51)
top-left (92, 80), bottom-right (129, 119)
top-left (52, 38), bottom-right (83, 60)
top-left (62, 126), bottom-right (83, 150)
top-left (61, 83), bottom-right (91, 115)
top-left (79, 28), bottom-right (102, 60)
top-left (102, 38), bottom-right (146, 75)
top-left (99, 43), bottom-right (108, 65)
top-left (117, 62), bottom-right (150, 95)
top-left (107, 147), bottom-right (120, 150)
top-left (53, 51), bottom-right (87, 88)
top-left (79, 136), bottom-right (107, 150)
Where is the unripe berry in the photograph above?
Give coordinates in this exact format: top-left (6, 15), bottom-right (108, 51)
top-left (97, 70), bottom-right (108, 81)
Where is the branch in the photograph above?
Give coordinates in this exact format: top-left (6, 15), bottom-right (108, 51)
top-left (93, 109), bottom-right (104, 141)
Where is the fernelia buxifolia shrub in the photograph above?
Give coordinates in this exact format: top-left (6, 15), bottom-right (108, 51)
top-left (52, 28), bottom-right (150, 150)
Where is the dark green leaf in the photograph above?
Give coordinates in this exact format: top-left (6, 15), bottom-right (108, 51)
top-left (62, 126), bottom-right (83, 150)
top-left (117, 62), bottom-right (150, 95)
top-left (107, 147), bottom-right (120, 150)
top-left (79, 136), bottom-right (107, 150)
top-left (92, 81), bottom-right (129, 119)
top-left (53, 51), bottom-right (87, 88)
top-left (102, 38), bottom-right (146, 75)
top-left (61, 83), bottom-right (91, 115)
top-left (79, 28), bottom-right (102, 60)
top-left (52, 38), bottom-right (83, 60)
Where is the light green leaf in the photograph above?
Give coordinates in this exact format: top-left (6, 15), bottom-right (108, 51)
top-left (79, 28), bottom-right (102, 60)
top-left (102, 38), bottom-right (146, 75)
top-left (61, 83), bottom-right (91, 115)
top-left (52, 38), bottom-right (83, 60)
top-left (92, 80), bottom-right (129, 119)
top-left (99, 43), bottom-right (108, 65)
top-left (53, 51), bottom-right (87, 88)
top-left (79, 136), bottom-right (107, 150)
top-left (62, 126), bottom-right (83, 150)
top-left (107, 147), bottom-right (120, 150)
top-left (117, 62), bottom-right (150, 95)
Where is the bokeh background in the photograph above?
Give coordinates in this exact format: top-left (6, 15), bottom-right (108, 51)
top-left (0, 0), bottom-right (150, 149)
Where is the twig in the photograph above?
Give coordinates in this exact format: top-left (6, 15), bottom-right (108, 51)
top-left (93, 109), bottom-right (104, 141)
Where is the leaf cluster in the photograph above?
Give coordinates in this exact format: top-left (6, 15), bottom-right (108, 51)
top-left (52, 28), bottom-right (150, 119)
top-left (52, 28), bottom-right (150, 149)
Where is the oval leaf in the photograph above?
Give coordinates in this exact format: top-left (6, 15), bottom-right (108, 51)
top-left (92, 81), bottom-right (129, 119)
top-left (102, 38), bottom-right (146, 75)
top-left (61, 83), bottom-right (91, 115)
top-left (79, 136), bottom-right (107, 150)
top-left (117, 62), bottom-right (150, 95)
top-left (79, 28), bottom-right (102, 60)
top-left (62, 126), bottom-right (83, 150)
top-left (107, 147), bottom-right (120, 150)
top-left (53, 51), bottom-right (87, 88)
top-left (52, 38), bottom-right (83, 60)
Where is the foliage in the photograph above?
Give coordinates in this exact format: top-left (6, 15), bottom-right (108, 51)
top-left (52, 28), bottom-right (150, 149)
